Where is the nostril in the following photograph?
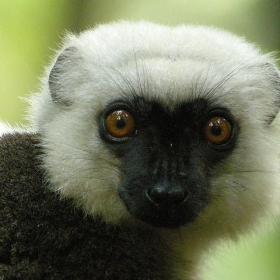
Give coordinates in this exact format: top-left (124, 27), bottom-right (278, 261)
top-left (172, 190), bottom-right (189, 206)
top-left (146, 186), bottom-right (189, 207)
top-left (146, 187), bottom-right (168, 205)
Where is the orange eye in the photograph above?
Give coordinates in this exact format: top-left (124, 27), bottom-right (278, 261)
top-left (204, 116), bottom-right (232, 145)
top-left (105, 110), bottom-right (136, 139)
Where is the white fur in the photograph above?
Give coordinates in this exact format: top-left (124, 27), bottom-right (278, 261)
top-left (0, 122), bottom-right (27, 135)
top-left (29, 21), bottom-right (280, 279)
top-left (0, 122), bottom-right (13, 135)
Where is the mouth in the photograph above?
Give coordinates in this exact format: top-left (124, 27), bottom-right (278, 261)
top-left (134, 207), bottom-right (199, 229)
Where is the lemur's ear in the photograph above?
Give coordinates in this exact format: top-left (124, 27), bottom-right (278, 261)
top-left (265, 63), bottom-right (280, 124)
top-left (48, 47), bottom-right (78, 106)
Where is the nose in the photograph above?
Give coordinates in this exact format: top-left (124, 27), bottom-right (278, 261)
top-left (146, 184), bottom-right (189, 207)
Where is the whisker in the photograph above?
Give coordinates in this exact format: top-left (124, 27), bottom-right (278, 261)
top-left (192, 63), bottom-right (214, 101)
top-left (233, 169), bottom-right (280, 174)
top-left (232, 179), bottom-right (249, 191)
top-left (196, 56), bottom-right (261, 102)
top-left (133, 47), bottom-right (145, 98)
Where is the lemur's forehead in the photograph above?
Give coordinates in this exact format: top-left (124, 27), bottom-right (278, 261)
top-left (72, 28), bottom-right (264, 110)
top-left (75, 22), bottom-right (260, 67)
top-left (85, 57), bottom-right (238, 115)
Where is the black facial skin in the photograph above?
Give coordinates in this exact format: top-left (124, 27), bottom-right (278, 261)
top-left (99, 97), bottom-right (238, 229)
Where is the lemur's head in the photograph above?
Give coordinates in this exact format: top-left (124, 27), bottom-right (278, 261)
top-left (30, 22), bottom-right (280, 234)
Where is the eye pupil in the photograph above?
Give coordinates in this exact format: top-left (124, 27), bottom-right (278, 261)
top-left (115, 115), bottom-right (127, 129)
top-left (209, 124), bottom-right (222, 136)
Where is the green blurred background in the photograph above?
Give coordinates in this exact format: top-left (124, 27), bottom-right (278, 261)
top-left (0, 0), bottom-right (279, 279)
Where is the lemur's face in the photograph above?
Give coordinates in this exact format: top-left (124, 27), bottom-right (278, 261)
top-left (32, 22), bottom-right (280, 232)
top-left (98, 97), bottom-right (237, 228)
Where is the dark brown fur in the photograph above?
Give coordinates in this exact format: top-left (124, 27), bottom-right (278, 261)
top-left (0, 133), bottom-right (173, 280)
